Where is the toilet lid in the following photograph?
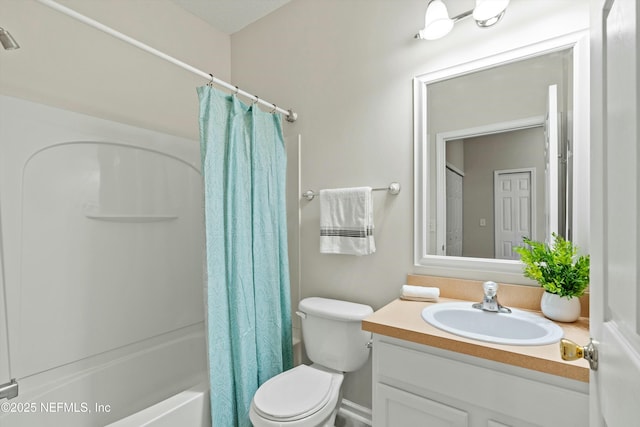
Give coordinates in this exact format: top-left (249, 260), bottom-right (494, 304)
top-left (253, 365), bottom-right (334, 421)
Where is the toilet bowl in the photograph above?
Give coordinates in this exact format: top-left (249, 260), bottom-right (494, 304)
top-left (249, 364), bottom-right (343, 427)
top-left (249, 297), bottom-right (373, 427)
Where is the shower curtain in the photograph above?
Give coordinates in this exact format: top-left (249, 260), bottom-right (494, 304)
top-left (197, 85), bottom-right (293, 427)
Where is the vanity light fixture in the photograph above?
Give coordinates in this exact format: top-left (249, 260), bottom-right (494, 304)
top-left (416, 0), bottom-right (510, 40)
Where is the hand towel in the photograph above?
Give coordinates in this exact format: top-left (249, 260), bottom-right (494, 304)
top-left (400, 285), bottom-right (440, 302)
top-left (319, 187), bottom-right (375, 255)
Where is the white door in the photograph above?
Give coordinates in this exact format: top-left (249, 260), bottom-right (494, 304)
top-left (494, 169), bottom-right (534, 260)
top-left (545, 84), bottom-right (559, 242)
top-left (446, 167), bottom-right (463, 257)
top-left (590, 0), bottom-right (640, 425)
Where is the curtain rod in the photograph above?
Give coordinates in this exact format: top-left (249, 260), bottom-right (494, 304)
top-left (35, 0), bottom-right (298, 123)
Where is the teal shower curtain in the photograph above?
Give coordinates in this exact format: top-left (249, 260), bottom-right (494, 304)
top-left (197, 85), bottom-right (293, 427)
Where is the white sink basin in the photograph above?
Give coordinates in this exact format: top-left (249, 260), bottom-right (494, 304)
top-left (421, 302), bottom-right (564, 346)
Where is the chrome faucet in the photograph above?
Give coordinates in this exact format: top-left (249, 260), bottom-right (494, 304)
top-left (472, 281), bottom-right (512, 313)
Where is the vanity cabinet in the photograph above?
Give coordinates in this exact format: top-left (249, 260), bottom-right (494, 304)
top-left (372, 335), bottom-right (588, 427)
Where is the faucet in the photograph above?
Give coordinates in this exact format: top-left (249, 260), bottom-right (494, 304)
top-left (472, 281), bottom-right (512, 313)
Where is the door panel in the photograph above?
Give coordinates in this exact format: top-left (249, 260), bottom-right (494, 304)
top-left (446, 168), bottom-right (463, 256)
top-left (375, 383), bottom-right (469, 427)
top-left (545, 84), bottom-right (559, 242)
top-left (494, 170), bottom-right (533, 259)
top-left (591, 0), bottom-right (640, 424)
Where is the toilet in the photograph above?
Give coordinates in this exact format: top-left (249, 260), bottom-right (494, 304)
top-left (249, 297), bottom-right (373, 427)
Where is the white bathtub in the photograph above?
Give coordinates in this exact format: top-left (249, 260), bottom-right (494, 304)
top-left (107, 381), bottom-right (211, 427)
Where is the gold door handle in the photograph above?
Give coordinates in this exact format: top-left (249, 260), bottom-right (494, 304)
top-left (560, 338), bottom-right (598, 370)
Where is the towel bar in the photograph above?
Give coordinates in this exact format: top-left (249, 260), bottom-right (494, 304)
top-left (302, 182), bottom-right (401, 201)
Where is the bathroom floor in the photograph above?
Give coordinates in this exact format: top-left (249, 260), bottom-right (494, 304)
top-left (335, 414), bottom-right (368, 427)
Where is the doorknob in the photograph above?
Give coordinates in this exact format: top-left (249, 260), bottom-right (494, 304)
top-left (560, 338), bottom-right (598, 371)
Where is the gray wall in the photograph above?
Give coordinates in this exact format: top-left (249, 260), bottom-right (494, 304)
top-left (461, 127), bottom-right (547, 258)
top-left (0, 0), bottom-right (230, 141)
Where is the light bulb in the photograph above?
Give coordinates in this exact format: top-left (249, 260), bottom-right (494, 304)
top-left (420, 0), bottom-right (454, 40)
top-left (472, 0), bottom-right (510, 25)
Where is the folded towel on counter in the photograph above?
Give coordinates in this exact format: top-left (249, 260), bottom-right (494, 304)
top-left (400, 285), bottom-right (440, 302)
top-left (319, 187), bottom-right (375, 256)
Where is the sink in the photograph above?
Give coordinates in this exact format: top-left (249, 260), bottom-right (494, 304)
top-left (421, 302), bottom-right (564, 346)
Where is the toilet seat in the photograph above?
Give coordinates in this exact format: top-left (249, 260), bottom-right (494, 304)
top-left (252, 365), bottom-right (341, 422)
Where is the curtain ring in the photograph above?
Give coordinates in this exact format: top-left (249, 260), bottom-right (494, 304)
top-left (252, 96), bottom-right (259, 105)
top-left (208, 73), bottom-right (214, 87)
top-left (234, 85), bottom-right (239, 95)
top-left (270, 104), bottom-right (277, 114)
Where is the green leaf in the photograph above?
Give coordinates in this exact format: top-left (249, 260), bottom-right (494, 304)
top-left (513, 233), bottom-right (590, 297)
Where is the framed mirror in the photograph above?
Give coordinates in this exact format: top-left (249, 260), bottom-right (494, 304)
top-left (413, 32), bottom-right (590, 282)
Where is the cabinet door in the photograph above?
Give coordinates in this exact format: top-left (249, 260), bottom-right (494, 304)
top-left (375, 383), bottom-right (469, 427)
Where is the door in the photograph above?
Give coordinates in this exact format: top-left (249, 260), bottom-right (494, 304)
top-left (590, 0), bottom-right (640, 425)
top-left (446, 167), bottom-right (463, 256)
top-left (545, 84), bottom-right (560, 242)
top-left (494, 169), bottom-right (534, 260)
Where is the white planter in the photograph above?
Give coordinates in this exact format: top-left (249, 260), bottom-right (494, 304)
top-left (540, 291), bottom-right (581, 322)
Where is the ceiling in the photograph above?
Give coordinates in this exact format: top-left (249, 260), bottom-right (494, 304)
top-left (172, 0), bottom-right (292, 34)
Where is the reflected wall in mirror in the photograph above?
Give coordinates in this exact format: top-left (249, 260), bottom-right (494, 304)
top-left (414, 32), bottom-right (589, 279)
top-left (444, 126), bottom-right (548, 260)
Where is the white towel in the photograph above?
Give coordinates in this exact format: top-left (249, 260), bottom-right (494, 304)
top-left (400, 285), bottom-right (440, 302)
top-left (319, 187), bottom-right (375, 255)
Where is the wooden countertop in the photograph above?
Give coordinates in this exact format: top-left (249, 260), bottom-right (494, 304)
top-left (362, 297), bottom-right (590, 382)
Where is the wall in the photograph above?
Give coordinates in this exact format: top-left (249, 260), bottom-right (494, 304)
top-left (231, 0), bottom-right (590, 408)
top-left (427, 51), bottom-right (569, 134)
top-left (446, 139), bottom-right (464, 172)
top-left (0, 0), bottom-right (230, 140)
top-left (462, 128), bottom-right (546, 258)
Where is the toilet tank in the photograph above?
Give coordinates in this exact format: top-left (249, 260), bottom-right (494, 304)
top-left (298, 297), bottom-right (373, 372)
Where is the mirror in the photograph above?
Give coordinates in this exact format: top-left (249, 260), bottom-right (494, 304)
top-left (431, 50), bottom-right (572, 259)
top-left (414, 33), bottom-right (590, 280)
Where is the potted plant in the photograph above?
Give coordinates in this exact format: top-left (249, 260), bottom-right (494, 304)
top-left (514, 233), bottom-right (590, 322)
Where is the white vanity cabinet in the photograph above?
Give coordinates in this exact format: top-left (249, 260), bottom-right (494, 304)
top-left (372, 335), bottom-right (588, 427)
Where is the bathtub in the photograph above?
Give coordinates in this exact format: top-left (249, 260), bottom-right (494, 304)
top-left (106, 381), bottom-right (211, 427)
